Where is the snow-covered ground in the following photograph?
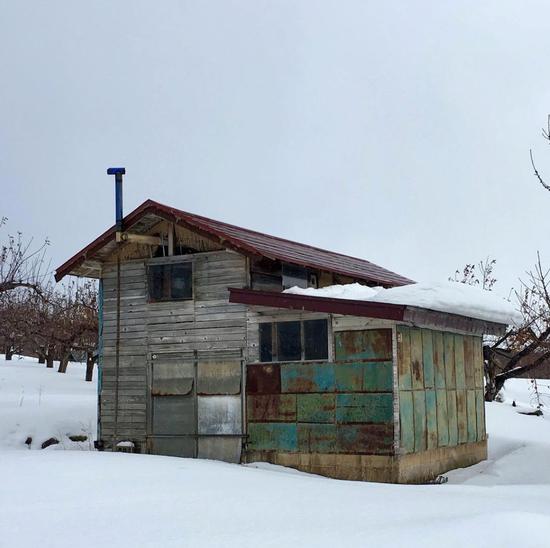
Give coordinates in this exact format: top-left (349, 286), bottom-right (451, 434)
top-left (1, 357), bottom-right (550, 547)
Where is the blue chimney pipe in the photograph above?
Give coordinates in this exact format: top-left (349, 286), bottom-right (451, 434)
top-left (107, 167), bottom-right (126, 230)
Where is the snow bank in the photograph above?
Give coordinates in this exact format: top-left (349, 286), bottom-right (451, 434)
top-left (285, 281), bottom-right (520, 325)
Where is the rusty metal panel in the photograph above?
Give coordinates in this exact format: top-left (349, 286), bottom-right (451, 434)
top-left (454, 335), bottom-right (466, 390)
top-left (410, 328), bottom-right (424, 390)
top-left (399, 391), bottom-right (415, 453)
top-left (456, 389), bottom-right (467, 444)
top-left (197, 395), bottom-right (242, 435)
top-left (335, 393), bottom-right (393, 424)
top-left (247, 394), bottom-right (297, 422)
top-left (152, 361), bottom-right (194, 396)
top-left (246, 363), bottom-right (281, 394)
top-left (447, 390), bottom-right (458, 446)
top-left (298, 423), bottom-right (336, 452)
top-left (247, 422), bottom-right (297, 452)
top-left (475, 389), bottom-right (485, 441)
top-left (335, 361), bottom-right (393, 392)
top-left (397, 326), bottom-right (412, 390)
top-left (466, 389), bottom-right (477, 442)
top-left (422, 330), bottom-right (435, 389)
top-left (297, 393), bottom-right (335, 423)
top-left (433, 331), bottom-right (446, 390)
top-left (152, 395), bottom-right (196, 435)
top-left (425, 389), bottom-right (437, 449)
top-left (444, 333), bottom-right (456, 389)
top-left (150, 437), bottom-right (195, 457)
top-left (436, 389), bottom-right (449, 447)
top-left (412, 390), bottom-right (426, 452)
top-left (473, 337), bottom-right (484, 389)
top-left (335, 363), bottom-right (363, 392)
top-left (197, 437), bottom-right (241, 463)
top-left (281, 362), bottom-right (335, 393)
top-left (197, 360), bottom-right (241, 395)
top-left (337, 424), bottom-right (393, 454)
top-left (463, 336), bottom-right (475, 389)
top-left (334, 329), bottom-right (392, 361)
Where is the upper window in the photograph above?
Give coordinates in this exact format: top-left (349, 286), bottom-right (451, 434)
top-left (148, 262), bottom-right (193, 302)
top-left (259, 319), bottom-right (328, 362)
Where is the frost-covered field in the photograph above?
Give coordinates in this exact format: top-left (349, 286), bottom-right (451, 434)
top-left (1, 357), bottom-right (550, 548)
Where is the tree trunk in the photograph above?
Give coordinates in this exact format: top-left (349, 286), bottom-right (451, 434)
top-left (58, 354), bottom-right (70, 374)
top-left (46, 355), bottom-right (54, 368)
top-left (38, 354), bottom-right (45, 364)
top-left (85, 352), bottom-right (95, 382)
top-left (5, 346), bottom-right (13, 360)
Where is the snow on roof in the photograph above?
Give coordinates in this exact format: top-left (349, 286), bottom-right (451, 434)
top-left (284, 281), bottom-right (521, 326)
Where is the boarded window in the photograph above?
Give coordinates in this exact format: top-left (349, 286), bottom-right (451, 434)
top-left (148, 263), bottom-right (193, 302)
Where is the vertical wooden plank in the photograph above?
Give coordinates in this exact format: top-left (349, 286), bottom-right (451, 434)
top-left (397, 326), bottom-right (412, 391)
top-left (456, 390), bottom-right (467, 444)
top-left (466, 389), bottom-right (477, 442)
top-left (425, 389), bottom-right (437, 449)
top-left (436, 389), bottom-right (449, 447)
top-left (413, 390), bottom-right (426, 452)
top-left (447, 390), bottom-right (458, 446)
top-left (399, 391), bottom-right (415, 453)
top-left (422, 330), bottom-right (435, 389)
top-left (410, 328), bottom-right (424, 391)
top-left (444, 333), bottom-right (456, 390)
top-left (475, 389), bottom-right (486, 441)
top-left (473, 337), bottom-right (484, 389)
top-left (463, 336), bottom-right (475, 389)
top-left (433, 331), bottom-right (446, 390)
top-left (454, 334), bottom-right (466, 390)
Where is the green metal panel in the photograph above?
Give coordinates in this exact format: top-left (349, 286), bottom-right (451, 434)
top-left (247, 423), bottom-right (297, 452)
top-left (335, 393), bottom-right (393, 424)
top-left (463, 336), bottom-right (475, 389)
top-left (410, 328), bottom-right (424, 390)
top-left (422, 330), bottom-right (435, 389)
top-left (475, 389), bottom-right (485, 441)
top-left (335, 363), bottom-right (364, 392)
top-left (247, 394), bottom-right (297, 422)
top-left (425, 389), bottom-right (437, 449)
top-left (444, 332), bottom-right (456, 389)
top-left (447, 390), bottom-right (458, 446)
top-left (413, 390), bottom-right (427, 452)
top-left (433, 331), bottom-right (446, 390)
top-left (466, 389), bottom-right (477, 442)
top-left (473, 337), bottom-right (484, 389)
top-left (334, 329), bottom-right (392, 361)
top-left (297, 393), bottom-right (335, 423)
top-left (298, 423), bottom-right (336, 452)
top-left (436, 389), bottom-right (449, 447)
top-left (454, 335), bottom-right (466, 390)
top-left (456, 389), bottom-right (467, 444)
top-left (334, 362), bottom-right (393, 392)
top-left (397, 326), bottom-right (412, 390)
top-left (280, 362), bottom-right (335, 393)
top-left (399, 391), bottom-right (415, 453)
top-left (337, 424), bottom-right (394, 454)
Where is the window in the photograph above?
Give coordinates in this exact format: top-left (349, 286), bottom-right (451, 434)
top-left (258, 319), bottom-right (328, 362)
top-left (282, 264), bottom-right (308, 289)
top-left (148, 262), bottom-right (193, 302)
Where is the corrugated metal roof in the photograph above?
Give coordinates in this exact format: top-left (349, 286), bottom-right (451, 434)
top-left (55, 199), bottom-right (414, 286)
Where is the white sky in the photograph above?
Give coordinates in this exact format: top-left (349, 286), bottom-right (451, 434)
top-left (2, 1), bottom-right (550, 295)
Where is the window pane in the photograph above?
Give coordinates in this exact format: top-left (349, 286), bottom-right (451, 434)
top-left (277, 321), bottom-right (301, 361)
top-left (171, 263), bottom-right (193, 299)
top-left (282, 264), bottom-right (308, 289)
top-left (304, 319), bottom-right (328, 360)
top-left (259, 323), bottom-right (273, 362)
top-left (148, 265), bottom-right (165, 301)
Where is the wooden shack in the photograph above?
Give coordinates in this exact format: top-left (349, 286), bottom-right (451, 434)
top-left (55, 198), bottom-right (508, 483)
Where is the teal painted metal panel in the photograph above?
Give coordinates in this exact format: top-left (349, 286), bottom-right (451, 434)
top-left (425, 389), bottom-right (437, 449)
top-left (247, 423), bottom-right (297, 451)
top-left (399, 391), bottom-right (415, 453)
top-left (280, 362), bottom-right (335, 393)
top-left (297, 394), bottom-right (335, 423)
top-left (335, 362), bottom-right (393, 392)
top-left (337, 424), bottom-right (393, 454)
top-left (454, 335), bottom-right (466, 390)
top-left (397, 326), bottom-right (412, 391)
top-left (335, 393), bottom-right (393, 424)
top-left (433, 331), bottom-right (446, 390)
top-left (475, 389), bottom-right (485, 441)
top-left (444, 332), bottom-right (456, 389)
top-left (410, 328), bottom-right (424, 390)
top-left (334, 329), bottom-right (392, 361)
top-left (335, 363), bottom-right (363, 392)
top-left (447, 390), bottom-right (458, 446)
top-left (466, 389), bottom-right (477, 442)
top-left (298, 423), bottom-right (336, 452)
top-left (436, 389), bottom-right (449, 447)
top-left (456, 389), bottom-right (467, 444)
top-left (422, 330), bottom-right (435, 389)
top-left (413, 390), bottom-right (426, 452)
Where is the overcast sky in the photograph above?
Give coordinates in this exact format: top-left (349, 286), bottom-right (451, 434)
top-left (2, 1), bottom-right (550, 295)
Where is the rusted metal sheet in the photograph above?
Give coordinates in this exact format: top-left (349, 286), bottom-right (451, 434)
top-left (197, 437), bottom-right (241, 463)
top-left (444, 333), bottom-right (456, 389)
top-left (247, 423), bottom-right (297, 452)
top-left (475, 389), bottom-right (485, 441)
top-left (298, 423), bottom-right (336, 452)
top-left (466, 389), bottom-right (477, 442)
top-left (337, 424), bottom-right (393, 454)
top-left (456, 389), bottom-right (467, 444)
top-left (246, 363), bottom-right (281, 394)
top-left (473, 337), bottom-right (484, 389)
top-left (410, 328), bottom-right (424, 390)
top-left (413, 390), bottom-right (426, 452)
top-left (151, 361), bottom-right (194, 396)
top-left (297, 394), bottom-right (335, 423)
top-left (463, 336), bottom-right (475, 389)
top-left (197, 360), bottom-right (241, 395)
top-left (454, 335), bottom-right (466, 390)
top-left (335, 362), bottom-right (393, 392)
top-left (247, 394), bottom-right (297, 422)
top-left (397, 326), bottom-right (412, 390)
top-left (436, 389), bottom-right (449, 447)
top-left (433, 331), bottom-right (446, 390)
top-left (447, 390), bottom-right (458, 446)
top-left (335, 393), bottom-right (393, 424)
top-left (399, 391), bottom-right (415, 453)
top-left (425, 389), bottom-right (437, 449)
top-left (197, 395), bottom-right (242, 435)
top-left (334, 329), bottom-right (392, 361)
top-left (280, 362), bottom-right (335, 393)
top-left (422, 330), bottom-right (435, 389)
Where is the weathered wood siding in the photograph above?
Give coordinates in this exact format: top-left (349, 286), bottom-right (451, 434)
top-left (99, 250), bottom-right (248, 450)
top-left (397, 326), bottom-right (485, 455)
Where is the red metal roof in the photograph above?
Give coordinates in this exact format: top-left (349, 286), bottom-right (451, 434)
top-left (55, 199), bottom-right (414, 286)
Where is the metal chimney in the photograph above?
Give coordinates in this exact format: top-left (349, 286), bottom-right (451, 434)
top-left (107, 167), bottom-right (126, 230)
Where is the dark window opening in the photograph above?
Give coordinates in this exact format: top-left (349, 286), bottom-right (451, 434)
top-left (277, 321), bottom-right (302, 361)
top-left (282, 264), bottom-right (308, 290)
top-left (148, 263), bottom-right (193, 302)
top-left (259, 323), bottom-right (273, 362)
top-left (304, 319), bottom-right (328, 360)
